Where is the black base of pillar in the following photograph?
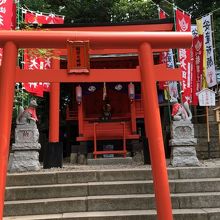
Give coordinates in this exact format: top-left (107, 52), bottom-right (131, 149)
top-left (43, 142), bottom-right (63, 169)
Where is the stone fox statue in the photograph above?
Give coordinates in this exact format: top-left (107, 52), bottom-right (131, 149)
top-left (16, 100), bottom-right (38, 125)
top-left (170, 97), bottom-right (192, 121)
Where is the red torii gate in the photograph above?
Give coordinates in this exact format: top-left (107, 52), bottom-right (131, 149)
top-left (0, 30), bottom-right (192, 220)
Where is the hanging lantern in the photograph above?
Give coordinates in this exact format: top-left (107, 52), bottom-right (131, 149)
top-left (76, 85), bottom-right (82, 104)
top-left (128, 82), bottom-right (135, 101)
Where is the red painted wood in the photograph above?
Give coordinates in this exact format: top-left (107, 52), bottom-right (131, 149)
top-left (0, 26), bottom-right (192, 220)
top-left (94, 150), bottom-right (126, 155)
top-left (0, 31), bottom-right (192, 49)
top-left (0, 42), bottom-right (17, 219)
top-left (49, 58), bottom-right (60, 142)
top-left (48, 23), bottom-right (174, 32)
top-left (15, 65), bottom-right (181, 82)
top-left (78, 103), bottom-right (84, 136)
top-left (130, 101), bottom-right (137, 134)
top-left (77, 120), bottom-right (139, 141)
top-left (93, 122), bottom-right (127, 158)
top-left (139, 43), bottom-right (173, 220)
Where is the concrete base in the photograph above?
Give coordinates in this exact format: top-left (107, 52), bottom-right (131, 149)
top-left (170, 146), bottom-right (200, 167)
top-left (8, 151), bottom-right (40, 172)
top-left (170, 121), bottom-right (200, 167)
top-left (87, 157), bottom-right (132, 165)
top-left (9, 124), bottom-right (41, 172)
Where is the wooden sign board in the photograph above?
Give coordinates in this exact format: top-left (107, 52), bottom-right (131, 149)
top-left (67, 40), bottom-right (90, 74)
top-left (197, 88), bottom-right (216, 106)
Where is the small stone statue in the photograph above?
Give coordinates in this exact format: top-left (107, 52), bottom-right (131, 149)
top-left (170, 97), bottom-right (192, 121)
top-left (8, 99), bottom-right (41, 172)
top-left (169, 97), bottom-right (199, 167)
top-left (16, 100), bottom-right (38, 125)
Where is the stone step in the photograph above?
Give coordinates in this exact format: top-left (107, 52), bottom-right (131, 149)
top-left (4, 193), bottom-right (220, 216)
top-left (5, 178), bottom-right (220, 201)
top-left (3, 208), bottom-right (220, 220)
top-left (87, 158), bottom-right (133, 165)
top-left (6, 167), bottom-right (220, 186)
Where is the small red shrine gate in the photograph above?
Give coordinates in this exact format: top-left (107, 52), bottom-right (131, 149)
top-left (0, 30), bottom-right (192, 220)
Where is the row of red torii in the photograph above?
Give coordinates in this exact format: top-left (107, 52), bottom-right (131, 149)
top-left (0, 30), bottom-right (192, 220)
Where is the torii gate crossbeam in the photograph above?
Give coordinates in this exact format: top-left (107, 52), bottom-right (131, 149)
top-left (0, 30), bottom-right (192, 220)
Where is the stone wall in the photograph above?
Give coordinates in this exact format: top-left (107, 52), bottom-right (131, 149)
top-left (194, 123), bottom-right (220, 159)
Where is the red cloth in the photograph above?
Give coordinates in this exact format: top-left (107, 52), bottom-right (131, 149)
top-left (0, 0), bottom-right (14, 65)
top-left (25, 107), bottom-right (38, 121)
top-left (23, 12), bottom-right (64, 96)
top-left (172, 103), bottom-right (181, 117)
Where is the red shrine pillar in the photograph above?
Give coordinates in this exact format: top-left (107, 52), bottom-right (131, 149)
top-left (0, 41), bottom-right (17, 219)
top-left (49, 58), bottom-right (60, 142)
top-left (139, 42), bottom-right (173, 220)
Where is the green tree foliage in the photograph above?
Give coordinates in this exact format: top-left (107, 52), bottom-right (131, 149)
top-left (22, 0), bottom-right (220, 66)
top-left (22, 0), bottom-right (158, 23)
top-left (111, 0), bottom-right (157, 22)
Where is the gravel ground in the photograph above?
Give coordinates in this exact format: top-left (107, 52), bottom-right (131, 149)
top-left (37, 158), bottom-right (220, 173)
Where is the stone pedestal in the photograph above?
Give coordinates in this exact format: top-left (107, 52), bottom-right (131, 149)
top-left (170, 121), bottom-right (199, 167)
top-left (8, 124), bottom-right (41, 172)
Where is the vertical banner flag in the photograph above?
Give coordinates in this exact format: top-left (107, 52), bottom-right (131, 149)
top-left (167, 49), bottom-right (179, 99)
top-left (11, 2), bottom-right (16, 30)
top-left (192, 35), bottom-right (203, 105)
top-left (159, 9), bottom-right (166, 19)
top-left (23, 11), bottom-right (64, 96)
top-left (158, 8), bottom-right (168, 90)
top-left (191, 24), bottom-right (198, 38)
top-left (158, 8), bottom-right (178, 99)
top-left (176, 9), bottom-right (192, 103)
top-left (196, 18), bottom-right (207, 88)
top-left (0, 0), bottom-right (14, 65)
top-left (201, 14), bottom-right (216, 87)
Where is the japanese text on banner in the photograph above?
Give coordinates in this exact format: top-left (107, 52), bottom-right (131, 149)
top-left (176, 9), bottom-right (192, 103)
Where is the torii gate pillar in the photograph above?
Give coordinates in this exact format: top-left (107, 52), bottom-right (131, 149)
top-left (0, 41), bottom-right (17, 218)
top-left (139, 42), bottom-right (173, 220)
top-left (49, 58), bottom-right (60, 142)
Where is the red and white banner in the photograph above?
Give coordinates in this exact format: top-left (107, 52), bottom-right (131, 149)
top-left (11, 2), bottom-right (16, 29)
top-left (176, 9), bottom-right (192, 103)
top-left (0, 0), bottom-right (14, 65)
top-left (23, 51), bottom-right (51, 96)
top-left (159, 9), bottom-right (166, 19)
top-left (25, 12), bottom-right (64, 24)
top-left (192, 35), bottom-right (203, 105)
top-left (23, 11), bottom-right (64, 96)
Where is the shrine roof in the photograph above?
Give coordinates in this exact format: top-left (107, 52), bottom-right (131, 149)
top-left (39, 18), bottom-right (174, 32)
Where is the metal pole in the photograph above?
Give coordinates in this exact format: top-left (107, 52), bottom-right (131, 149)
top-left (0, 41), bottom-right (17, 219)
top-left (139, 42), bottom-right (173, 220)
